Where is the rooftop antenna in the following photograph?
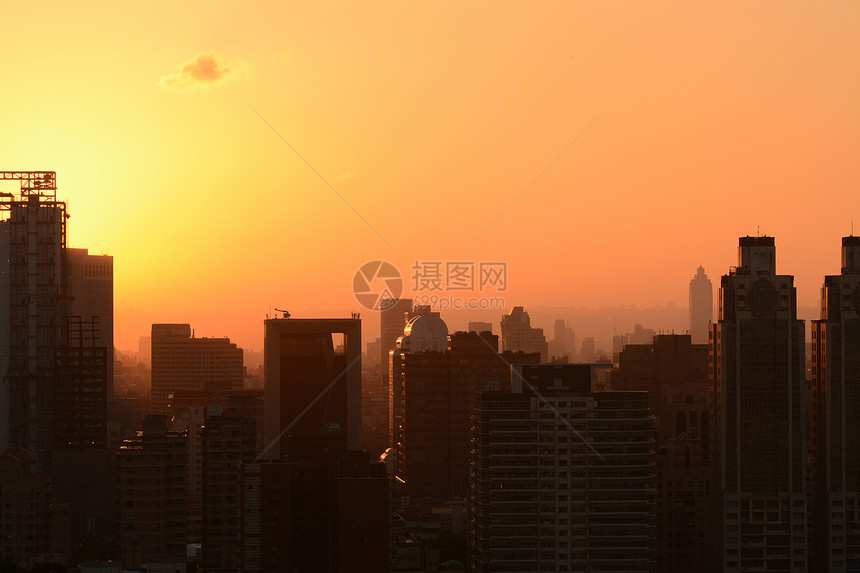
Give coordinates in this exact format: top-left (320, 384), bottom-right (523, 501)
top-left (756, 225), bottom-right (760, 237)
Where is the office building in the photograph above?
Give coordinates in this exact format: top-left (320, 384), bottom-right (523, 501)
top-left (711, 236), bottom-right (807, 571)
top-left (469, 364), bottom-right (656, 572)
top-left (263, 317), bottom-right (361, 457)
top-left (150, 324), bottom-right (244, 415)
top-left (810, 236), bottom-right (860, 571)
top-left (690, 265), bottom-right (713, 345)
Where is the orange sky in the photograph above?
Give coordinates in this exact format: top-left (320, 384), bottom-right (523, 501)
top-left (1, 1), bottom-right (858, 352)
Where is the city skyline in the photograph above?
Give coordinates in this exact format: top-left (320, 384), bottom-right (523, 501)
top-left (1, 1), bottom-right (857, 353)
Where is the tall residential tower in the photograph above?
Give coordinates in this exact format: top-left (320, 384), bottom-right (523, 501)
top-left (711, 236), bottom-right (807, 571)
top-left (811, 236), bottom-right (860, 571)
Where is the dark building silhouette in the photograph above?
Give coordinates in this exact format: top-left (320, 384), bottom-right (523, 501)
top-left (396, 326), bottom-right (538, 509)
top-left (249, 316), bottom-right (386, 571)
top-left (66, 248), bottom-right (114, 397)
top-left (150, 323), bottom-right (244, 415)
top-left (388, 311), bottom-right (449, 456)
top-left (0, 172), bottom-right (67, 471)
top-left (469, 364), bottom-right (656, 572)
top-left (201, 407), bottom-right (257, 572)
top-left (54, 330), bottom-right (108, 450)
top-left (711, 236), bottom-right (807, 571)
top-left (611, 334), bottom-right (711, 571)
top-left (116, 415), bottom-right (188, 569)
top-left (240, 439), bottom-right (389, 573)
top-left (262, 317), bottom-right (362, 456)
top-left (0, 448), bottom-right (58, 565)
top-left (811, 236), bottom-right (860, 572)
top-left (689, 265), bottom-right (713, 345)
top-left (613, 334), bottom-right (709, 438)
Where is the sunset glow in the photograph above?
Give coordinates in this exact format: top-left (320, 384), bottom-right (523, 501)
top-left (1, 1), bottom-right (857, 351)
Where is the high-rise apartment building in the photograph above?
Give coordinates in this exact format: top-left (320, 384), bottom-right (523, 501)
top-left (811, 236), bottom-right (860, 572)
top-left (150, 323), bottom-right (244, 415)
top-left (690, 265), bottom-right (713, 345)
top-left (469, 364), bottom-right (656, 572)
top-left (263, 317), bottom-right (361, 456)
top-left (711, 236), bottom-right (807, 571)
top-left (201, 408), bottom-right (257, 571)
top-left (116, 415), bottom-right (188, 569)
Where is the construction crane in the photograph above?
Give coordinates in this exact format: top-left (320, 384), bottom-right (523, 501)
top-left (274, 308), bottom-right (291, 319)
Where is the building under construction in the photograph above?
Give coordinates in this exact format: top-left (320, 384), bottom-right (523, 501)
top-left (0, 171), bottom-right (112, 471)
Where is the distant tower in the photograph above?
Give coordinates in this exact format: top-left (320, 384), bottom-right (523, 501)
top-left (689, 265), bottom-right (713, 344)
top-left (500, 306), bottom-right (547, 361)
top-left (711, 236), bottom-right (807, 570)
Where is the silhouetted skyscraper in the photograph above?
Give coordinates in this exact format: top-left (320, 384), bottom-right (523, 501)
top-left (711, 236), bottom-right (807, 571)
top-left (689, 265), bottom-right (713, 344)
top-left (811, 236), bottom-right (860, 572)
top-left (0, 172), bottom-right (67, 471)
top-left (263, 317), bottom-right (362, 456)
